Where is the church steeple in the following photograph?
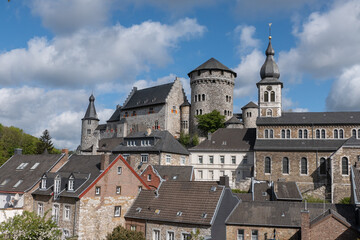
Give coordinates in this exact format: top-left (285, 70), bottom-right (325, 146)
top-left (82, 94), bottom-right (99, 121)
top-left (80, 94), bottom-right (100, 152)
top-left (257, 25), bottom-right (283, 118)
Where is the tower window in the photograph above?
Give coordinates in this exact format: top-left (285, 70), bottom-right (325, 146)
top-left (352, 129), bottom-right (357, 138)
top-left (265, 157), bottom-right (271, 174)
top-left (287, 129), bottom-right (291, 138)
top-left (301, 157), bottom-right (308, 175)
top-left (298, 129), bottom-right (303, 138)
top-left (224, 110), bottom-right (226, 116)
top-left (199, 109), bottom-right (202, 115)
top-left (266, 109), bottom-right (272, 117)
top-left (87, 129), bottom-right (91, 134)
top-left (226, 95), bottom-right (229, 102)
top-left (304, 129), bottom-right (308, 138)
top-left (195, 95), bottom-right (197, 102)
top-left (321, 129), bottom-right (326, 139)
top-left (281, 129), bottom-right (285, 139)
top-left (334, 129), bottom-right (338, 138)
top-left (264, 91), bottom-right (269, 102)
top-left (196, 110), bottom-right (199, 115)
top-left (202, 94), bottom-right (205, 101)
top-left (198, 94), bottom-right (201, 101)
top-left (270, 91), bottom-right (275, 102)
top-left (87, 120), bottom-right (91, 125)
top-left (316, 129), bottom-right (320, 139)
top-left (339, 129), bottom-right (344, 138)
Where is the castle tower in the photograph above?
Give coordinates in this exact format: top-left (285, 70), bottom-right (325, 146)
top-left (188, 58), bottom-right (236, 135)
top-left (80, 94), bottom-right (99, 151)
top-left (241, 101), bottom-right (258, 128)
top-left (180, 99), bottom-right (190, 135)
top-left (257, 35), bottom-right (283, 118)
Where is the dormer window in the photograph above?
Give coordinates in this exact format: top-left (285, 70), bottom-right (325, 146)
top-left (68, 176), bottom-right (74, 191)
top-left (41, 177), bottom-right (47, 190)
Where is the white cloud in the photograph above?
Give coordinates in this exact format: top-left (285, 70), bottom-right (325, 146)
top-left (234, 25), bottom-right (260, 55)
top-left (0, 18), bottom-right (205, 89)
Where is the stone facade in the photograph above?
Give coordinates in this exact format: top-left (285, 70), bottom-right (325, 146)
top-left (242, 106), bottom-right (258, 129)
top-left (226, 225), bottom-right (299, 240)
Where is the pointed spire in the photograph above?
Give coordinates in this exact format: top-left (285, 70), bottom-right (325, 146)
top-left (82, 94), bottom-right (99, 120)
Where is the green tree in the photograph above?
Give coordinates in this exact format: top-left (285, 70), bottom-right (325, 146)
top-left (36, 129), bottom-right (55, 154)
top-left (106, 225), bottom-right (145, 240)
top-left (191, 229), bottom-right (205, 240)
top-left (192, 134), bottom-right (199, 146)
top-left (179, 132), bottom-right (191, 147)
top-left (195, 110), bottom-right (225, 134)
top-left (0, 211), bottom-right (62, 239)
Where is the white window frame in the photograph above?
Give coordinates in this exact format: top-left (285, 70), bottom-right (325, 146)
top-left (198, 155), bottom-right (203, 164)
top-left (153, 229), bottom-right (161, 240)
top-left (166, 231), bottom-right (175, 240)
top-left (141, 154), bottom-right (149, 163)
top-left (95, 186), bottom-right (101, 195)
top-left (52, 204), bottom-right (60, 223)
top-left (166, 154), bottom-right (171, 164)
top-left (37, 202), bottom-right (44, 217)
top-left (114, 206), bottom-right (121, 217)
top-left (147, 174), bottom-right (152, 181)
top-left (181, 232), bottom-right (191, 240)
top-left (237, 229), bottom-right (244, 240)
top-left (64, 205), bottom-right (71, 221)
top-left (220, 155), bottom-right (225, 164)
top-left (117, 167), bottom-right (122, 175)
top-left (180, 156), bottom-right (185, 165)
top-left (232, 156), bottom-right (236, 164)
top-left (251, 229), bottom-right (258, 240)
top-left (209, 155), bottom-right (214, 164)
top-left (116, 186), bottom-right (121, 194)
top-left (41, 178), bottom-right (47, 189)
top-left (54, 176), bottom-right (61, 196)
top-left (68, 179), bottom-right (74, 191)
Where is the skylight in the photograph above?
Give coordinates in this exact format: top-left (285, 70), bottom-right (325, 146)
top-left (0, 179), bottom-right (10, 186)
top-left (30, 163), bottom-right (40, 170)
top-left (176, 211), bottom-right (182, 216)
top-left (16, 163), bottom-right (29, 170)
top-left (210, 186), bottom-right (217, 192)
top-left (13, 180), bottom-right (23, 188)
top-left (202, 213), bottom-right (207, 218)
top-left (136, 207), bottom-right (142, 213)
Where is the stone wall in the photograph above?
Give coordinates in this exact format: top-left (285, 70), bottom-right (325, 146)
top-left (81, 119), bottom-right (99, 150)
top-left (242, 107), bottom-right (258, 129)
top-left (226, 225), bottom-right (300, 240)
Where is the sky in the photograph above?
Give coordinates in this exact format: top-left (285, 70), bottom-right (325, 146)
top-left (1, 0), bottom-right (360, 150)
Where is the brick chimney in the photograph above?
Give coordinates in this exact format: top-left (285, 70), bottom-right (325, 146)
top-left (100, 154), bottom-right (110, 171)
top-left (301, 203), bottom-right (310, 240)
top-left (61, 149), bottom-right (69, 161)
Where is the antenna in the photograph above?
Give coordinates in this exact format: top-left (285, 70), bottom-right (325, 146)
top-left (268, 23), bottom-right (272, 39)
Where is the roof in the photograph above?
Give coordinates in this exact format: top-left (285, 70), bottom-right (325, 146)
top-left (98, 138), bottom-right (124, 152)
top-left (96, 124), bottom-right (106, 131)
top-left (107, 106), bottom-right (122, 122)
top-left (112, 130), bottom-right (189, 155)
top-left (257, 112), bottom-right (360, 125)
top-left (241, 101), bottom-right (258, 110)
top-left (254, 139), bottom-right (346, 151)
top-left (224, 116), bottom-right (242, 125)
top-left (189, 128), bottom-right (255, 152)
top-left (0, 154), bottom-right (65, 193)
top-left (188, 58), bottom-right (237, 77)
top-left (32, 154), bottom-right (118, 198)
top-left (226, 201), bottom-right (357, 229)
top-left (122, 83), bottom-right (174, 110)
top-left (351, 166), bottom-right (360, 204)
top-left (152, 165), bottom-right (193, 181)
top-left (234, 193), bottom-right (252, 202)
top-left (82, 94), bottom-right (99, 121)
top-left (274, 182), bottom-right (302, 201)
top-left (253, 182), bottom-right (271, 201)
top-left (125, 181), bottom-right (224, 225)
top-left (180, 99), bottom-right (190, 107)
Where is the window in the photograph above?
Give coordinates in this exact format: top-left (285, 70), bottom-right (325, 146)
top-left (147, 174), bottom-right (152, 181)
top-left (132, 111), bottom-right (136, 116)
top-left (130, 225), bottom-right (136, 231)
top-left (265, 129), bottom-right (269, 138)
top-left (283, 157), bottom-right (289, 174)
top-left (299, 129), bottom-right (303, 138)
top-left (334, 129), bottom-right (338, 138)
top-left (114, 206), bottom-right (121, 217)
top-left (320, 157), bottom-right (326, 175)
top-left (63, 229), bottom-right (70, 238)
top-left (209, 170), bottom-right (214, 180)
top-left (155, 120), bottom-right (159, 130)
top-left (220, 170), bottom-right (225, 176)
top-left (198, 156), bottom-right (203, 164)
top-left (265, 157), bottom-right (271, 174)
top-left (141, 154), bottom-right (148, 163)
top-left (237, 229), bottom-right (244, 240)
top-left (270, 91), bottom-right (275, 102)
top-left (226, 95), bottom-right (229, 102)
top-left (316, 129), bottom-right (320, 139)
top-left (199, 109), bottom-right (202, 115)
top-left (220, 156), bottom-right (225, 164)
top-left (166, 155), bottom-right (171, 164)
top-left (304, 129), bottom-right (308, 139)
top-left (87, 119), bottom-right (91, 125)
top-left (41, 178), bottom-right (47, 189)
top-left (195, 95), bottom-right (198, 102)
top-left (138, 186), bottom-right (142, 192)
top-left (182, 233), bottom-right (191, 240)
top-left (64, 205), bottom-right (70, 220)
top-left (209, 155), bottom-right (214, 164)
top-left (224, 110), bottom-right (226, 116)
top-left (87, 129), bottom-right (91, 134)
top-left (116, 186), bottom-right (121, 194)
top-left (243, 156), bottom-right (248, 165)
top-left (251, 230), bottom-right (258, 240)
top-left (153, 229), bottom-right (160, 240)
top-left (301, 157), bottom-right (308, 175)
top-left (167, 231), bottom-right (175, 240)
top-left (342, 157), bottom-right (349, 175)
top-left (321, 129), bottom-right (326, 139)
top-left (0, 178), bottom-right (9, 186)
top-left (38, 203), bottom-right (44, 217)
top-left (149, 107), bottom-right (154, 114)
top-left (54, 175), bottom-right (61, 197)
top-left (198, 94), bottom-right (201, 101)
top-left (30, 162), bottom-right (40, 170)
top-left (117, 167), bottom-right (122, 175)
top-left (264, 91), bottom-right (269, 102)
top-left (232, 156), bottom-right (236, 164)
top-left (266, 109), bottom-right (272, 117)
top-left (202, 94), bottom-right (205, 101)
top-left (287, 129), bottom-right (291, 138)
top-left (281, 129), bottom-right (285, 138)
top-left (270, 129), bottom-right (274, 138)
top-left (353, 129), bottom-right (357, 137)
top-left (16, 163), bottom-right (29, 170)
top-left (95, 186), bottom-right (101, 195)
top-left (198, 170), bottom-right (203, 179)
top-left (339, 129), bottom-right (344, 138)
top-left (52, 204), bottom-right (60, 223)
top-left (180, 156), bottom-right (186, 165)
top-left (68, 178), bottom-right (74, 191)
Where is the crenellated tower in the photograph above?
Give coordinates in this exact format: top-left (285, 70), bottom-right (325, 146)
top-left (80, 94), bottom-right (99, 151)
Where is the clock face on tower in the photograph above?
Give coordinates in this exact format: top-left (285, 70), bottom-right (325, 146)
top-left (266, 86), bottom-right (272, 91)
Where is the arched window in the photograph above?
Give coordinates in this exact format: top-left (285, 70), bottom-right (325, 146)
top-left (202, 94), bottom-right (205, 101)
top-left (264, 91), bottom-right (269, 102)
top-left (282, 157), bottom-right (289, 174)
top-left (342, 157), bottom-right (349, 175)
top-left (198, 94), bottom-right (201, 101)
top-left (270, 91), bottom-right (275, 102)
top-left (358, 129), bottom-right (360, 139)
top-left (265, 129), bottom-right (269, 138)
top-left (281, 129), bottom-right (286, 139)
top-left (265, 157), bottom-right (271, 174)
top-left (224, 110), bottom-right (227, 116)
top-left (269, 129), bottom-right (274, 138)
top-left (334, 129), bottom-right (338, 138)
top-left (319, 157), bottom-right (326, 175)
top-left (352, 129), bottom-right (357, 138)
top-left (316, 129), bottom-right (320, 139)
top-left (266, 109), bottom-right (272, 117)
top-left (199, 109), bottom-right (202, 115)
top-left (301, 157), bottom-right (308, 175)
top-left (298, 129), bottom-right (303, 138)
top-left (195, 95), bottom-right (197, 102)
top-left (339, 129), bottom-right (344, 138)
top-left (287, 129), bottom-right (291, 139)
top-left (226, 95), bottom-right (229, 102)
top-left (321, 129), bottom-right (326, 139)
top-left (196, 110), bottom-right (199, 115)
top-left (304, 129), bottom-right (308, 139)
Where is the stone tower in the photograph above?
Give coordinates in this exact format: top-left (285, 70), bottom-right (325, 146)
top-left (80, 94), bottom-right (99, 151)
top-left (188, 58), bottom-right (236, 135)
top-left (257, 35), bottom-right (283, 118)
top-left (180, 99), bottom-right (190, 135)
top-left (241, 101), bottom-right (258, 128)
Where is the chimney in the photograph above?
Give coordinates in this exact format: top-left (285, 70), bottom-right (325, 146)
top-left (14, 148), bottom-right (22, 155)
top-left (100, 154), bottom-right (110, 171)
top-left (301, 202), bottom-right (310, 240)
top-left (207, 132), bottom-right (212, 140)
top-left (61, 149), bottom-right (69, 161)
top-left (219, 175), bottom-right (229, 187)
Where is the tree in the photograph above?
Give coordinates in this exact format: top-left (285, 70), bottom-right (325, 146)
top-left (195, 110), bottom-right (225, 134)
top-left (191, 229), bottom-right (205, 240)
top-left (179, 132), bottom-right (191, 147)
top-left (36, 129), bottom-right (55, 154)
top-left (106, 225), bottom-right (145, 240)
top-left (0, 211), bottom-right (62, 239)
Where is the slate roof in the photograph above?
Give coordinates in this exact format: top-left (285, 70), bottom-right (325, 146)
top-left (351, 166), bottom-right (360, 205)
top-left (32, 154), bottom-right (119, 198)
top-left (226, 201), bottom-right (357, 229)
top-left (82, 94), bottom-right (99, 121)
top-left (234, 193), bottom-right (252, 202)
top-left (96, 124), bottom-right (106, 131)
top-left (253, 182), bottom-right (272, 201)
top-left (257, 112), bottom-right (360, 126)
top-left (122, 83), bottom-right (174, 110)
top-left (189, 128), bottom-right (255, 152)
top-left (241, 101), bottom-right (258, 110)
top-left (98, 138), bottom-right (124, 152)
top-left (224, 116), bottom-right (242, 125)
top-left (125, 181), bottom-right (224, 225)
top-left (107, 106), bottom-right (122, 122)
top-left (274, 182), bottom-right (302, 201)
top-left (0, 154), bottom-right (65, 193)
top-left (254, 139), bottom-right (346, 151)
top-left (112, 130), bottom-right (189, 155)
top-left (152, 165), bottom-right (193, 181)
top-left (188, 58), bottom-right (237, 77)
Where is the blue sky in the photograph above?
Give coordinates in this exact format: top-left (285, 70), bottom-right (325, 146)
top-left (0, 0), bottom-right (360, 150)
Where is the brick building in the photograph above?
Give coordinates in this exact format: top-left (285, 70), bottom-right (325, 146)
top-left (32, 154), bottom-right (150, 239)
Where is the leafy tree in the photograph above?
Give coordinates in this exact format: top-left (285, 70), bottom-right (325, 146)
top-left (195, 110), bottom-right (225, 134)
top-left (36, 129), bottom-right (55, 154)
top-left (106, 225), bottom-right (145, 240)
top-left (192, 134), bottom-right (199, 146)
top-left (191, 229), bottom-right (205, 240)
top-left (0, 211), bottom-right (62, 239)
top-left (179, 132), bottom-right (191, 147)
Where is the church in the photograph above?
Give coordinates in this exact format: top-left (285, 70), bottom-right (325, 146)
top-left (79, 34), bottom-right (360, 203)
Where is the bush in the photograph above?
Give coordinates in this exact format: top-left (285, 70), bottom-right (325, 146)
top-left (106, 225), bottom-right (145, 240)
top-left (232, 189), bottom-right (249, 193)
top-left (192, 134), bottom-right (199, 146)
top-left (339, 197), bottom-right (351, 204)
top-left (303, 195), bottom-right (329, 203)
